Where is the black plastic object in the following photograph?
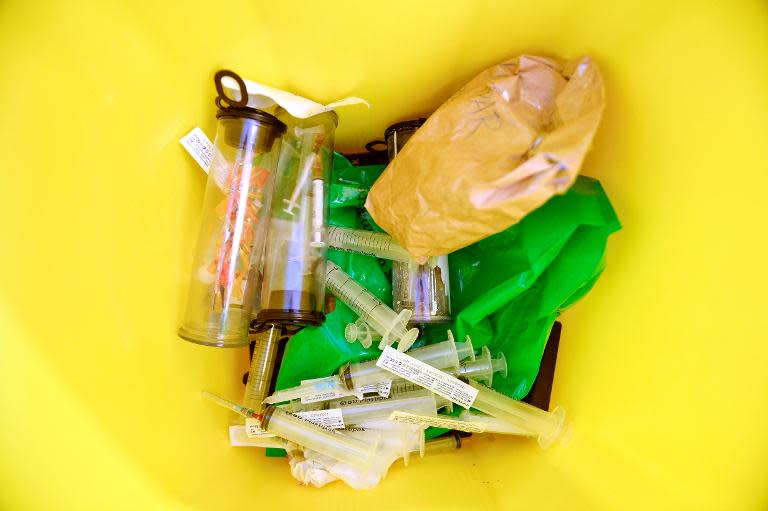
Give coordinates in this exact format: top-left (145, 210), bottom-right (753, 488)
top-left (213, 69), bottom-right (286, 149)
top-left (385, 118), bottom-right (427, 161)
top-left (523, 321), bottom-right (562, 411)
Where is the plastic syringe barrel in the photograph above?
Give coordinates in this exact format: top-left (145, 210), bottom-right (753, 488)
top-left (465, 379), bottom-right (566, 448)
top-left (327, 226), bottom-right (412, 262)
top-left (264, 336), bottom-right (475, 403)
top-left (325, 261), bottom-right (419, 351)
top-left (345, 419), bottom-right (426, 466)
top-left (264, 375), bottom-right (342, 404)
top-left (261, 406), bottom-right (379, 469)
top-left (458, 410), bottom-right (529, 435)
top-left (343, 336), bottom-right (474, 389)
top-left (242, 324), bottom-right (282, 411)
top-left (291, 392), bottom-right (445, 424)
top-left (421, 433), bottom-right (465, 456)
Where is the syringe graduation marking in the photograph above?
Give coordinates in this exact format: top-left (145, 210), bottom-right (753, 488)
top-left (329, 270), bottom-right (386, 323)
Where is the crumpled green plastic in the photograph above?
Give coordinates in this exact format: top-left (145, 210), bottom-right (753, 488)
top-left (275, 153), bottom-right (620, 435)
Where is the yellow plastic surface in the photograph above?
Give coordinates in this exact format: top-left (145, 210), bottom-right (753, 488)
top-left (1, 1), bottom-right (767, 509)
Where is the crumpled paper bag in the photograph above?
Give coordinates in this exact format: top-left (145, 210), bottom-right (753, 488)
top-left (365, 55), bottom-right (605, 262)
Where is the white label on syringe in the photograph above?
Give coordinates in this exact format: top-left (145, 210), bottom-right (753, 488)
top-left (368, 380), bottom-right (392, 398)
top-left (300, 380), bottom-right (391, 403)
top-left (376, 346), bottom-right (478, 409)
top-left (388, 411), bottom-right (487, 433)
top-left (244, 417), bottom-right (268, 437)
top-left (229, 425), bottom-right (280, 446)
top-left (295, 409), bottom-right (345, 430)
top-left (179, 127), bottom-right (214, 171)
top-left (299, 377), bottom-right (348, 403)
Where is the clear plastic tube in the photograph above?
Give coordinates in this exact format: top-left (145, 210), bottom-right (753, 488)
top-left (201, 390), bottom-right (262, 419)
top-left (421, 433), bottom-right (466, 456)
top-left (458, 410), bottom-right (529, 435)
top-left (256, 111), bottom-right (335, 326)
top-left (286, 391), bottom-right (450, 425)
top-left (242, 324), bottom-right (283, 412)
top-left (383, 347), bottom-right (504, 392)
top-left (327, 226), bottom-right (411, 262)
top-left (465, 379), bottom-right (566, 448)
top-left (261, 406), bottom-right (379, 469)
top-left (264, 334), bottom-right (474, 403)
top-left (345, 420), bottom-right (425, 466)
top-left (339, 334), bottom-right (473, 390)
top-left (179, 73), bottom-right (285, 347)
top-left (325, 261), bottom-right (419, 351)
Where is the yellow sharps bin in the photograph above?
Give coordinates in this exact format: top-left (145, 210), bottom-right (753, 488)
top-left (1, 1), bottom-right (767, 509)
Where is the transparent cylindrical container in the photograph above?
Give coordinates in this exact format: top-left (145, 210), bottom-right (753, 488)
top-left (255, 110), bottom-right (336, 326)
top-left (386, 119), bottom-right (452, 325)
top-left (179, 71), bottom-right (286, 347)
top-left (242, 324), bottom-right (284, 412)
top-left (392, 257), bottom-right (452, 324)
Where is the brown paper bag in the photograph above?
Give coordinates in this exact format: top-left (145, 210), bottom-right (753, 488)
top-left (366, 55), bottom-right (605, 262)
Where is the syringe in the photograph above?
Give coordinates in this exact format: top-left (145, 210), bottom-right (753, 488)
top-left (285, 390), bottom-right (453, 425)
top-left (381, 344), bottom-right (505, 390)
top-left (261, 405), bottom-right (380, 469)
top-left (264, 333), bottom-right (474, 404)
top-left (344, 418), bottom-right (425, 467)
top-left (464, 379), bottom-right (566, 448)
top-left (325, 261), bottom-right (419, 351)
top-left (283, 128), bottom-right (320, 216)
top-left (457, 410), bottom-right (529, 435)
top-left (242, 324), bottom-right (283, 412)
top-left (327, 226), bottom-right (412, 262)
top-left (421, 432), bottom-right (467, 456)
top-left (202, 390), bottom-right (263, 420)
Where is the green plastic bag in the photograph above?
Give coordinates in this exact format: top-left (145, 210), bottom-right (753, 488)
top-left (275, 152), bottom-right (620, 413)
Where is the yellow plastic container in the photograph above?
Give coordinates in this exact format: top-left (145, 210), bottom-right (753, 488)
top-left (1, 1), bottom-right (767, 509)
